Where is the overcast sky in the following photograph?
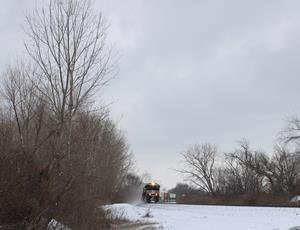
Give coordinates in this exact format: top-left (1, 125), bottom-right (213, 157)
top-left (1, 1), bottom-right (300, 189)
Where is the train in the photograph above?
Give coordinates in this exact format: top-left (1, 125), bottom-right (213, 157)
top-left (142, 182), bottom-right (160, 203)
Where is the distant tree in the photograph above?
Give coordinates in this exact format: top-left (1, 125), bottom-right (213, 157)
top-left (219, 152), bottom-right (264, 195)
top-left (178, 143), bottom-right (218, 195)
top-left (168, 183), bottom-right (204, 197)
top-left (282, 116), bottom-right (300, 147)
top-left (230, 140), bottom-right (300, 194)
top-left (272, 144), bottom-right (299, 193)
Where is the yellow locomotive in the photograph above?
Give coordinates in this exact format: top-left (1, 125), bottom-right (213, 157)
top-left (142, 182), bottom-right (160, 203)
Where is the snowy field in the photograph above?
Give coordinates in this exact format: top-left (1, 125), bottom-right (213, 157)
top-left (108, 203), bottom-right (300, 230)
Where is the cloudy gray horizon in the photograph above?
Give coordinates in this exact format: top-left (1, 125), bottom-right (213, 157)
top-left (1, 0), bottom-right (300, 189)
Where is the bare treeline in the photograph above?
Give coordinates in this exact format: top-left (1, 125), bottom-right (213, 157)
top-left (0, 0), bottom-right (131, 229)
top-left (179, 128), bottom-right (300, 200)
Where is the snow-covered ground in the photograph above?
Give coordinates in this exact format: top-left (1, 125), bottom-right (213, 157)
top-left (108, 203), bottom-right (300, 230)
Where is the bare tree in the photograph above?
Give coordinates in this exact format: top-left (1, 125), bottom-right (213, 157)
top-left (220, 153), bottom-right (264, 195)
top-left (0, 1), bottom-right (129, 229)
top-left (178, 143), bottom-right (218, 195)
top-left (281, 116), bottom-right (300, 145)
top-left (1, 69), bottom-right (131, 228)
top-left (230, 140), bottom-right (300, 194)
top-left (24, 0), bottom-right (114, 157)
top-left (272, 144), bottom-right (300, 193)
top-left (280, 116), bottom-right (300, 161)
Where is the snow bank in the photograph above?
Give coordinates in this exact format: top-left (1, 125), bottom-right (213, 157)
top-left (107, 203), bottom-right (300, 230)
top-left (105, 203), bottom-right (150, 221)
